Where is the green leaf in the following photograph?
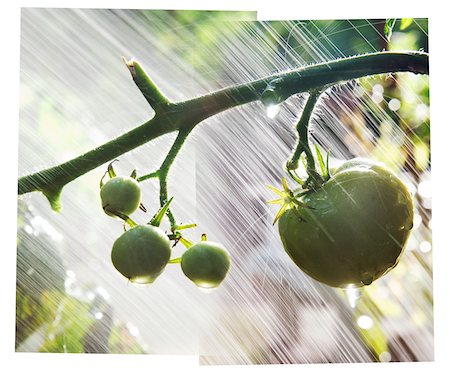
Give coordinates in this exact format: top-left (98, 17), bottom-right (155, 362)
top-left (400, 18), bottom-right (414, 30)
top-left (384, 19), bottom-right (396, 41)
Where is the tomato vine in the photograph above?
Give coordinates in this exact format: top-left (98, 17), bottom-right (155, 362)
top-left (18, 51), bottom-right (428, 215)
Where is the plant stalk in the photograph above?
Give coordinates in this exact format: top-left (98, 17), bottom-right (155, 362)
top-left (18, 51), bottom-right (429, 200)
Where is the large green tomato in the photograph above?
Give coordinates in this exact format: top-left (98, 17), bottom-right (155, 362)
top-left (181, 241), bottom-right (231, 289)
top-left (111, 225), bottom-right (171, 284)
top-left (100, 176), bottom-right (141, 216)
top-left (278, 159), bottom-right (414, 288)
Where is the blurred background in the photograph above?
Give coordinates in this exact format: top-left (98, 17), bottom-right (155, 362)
top-left (18, 9), bottom-right (431, 363)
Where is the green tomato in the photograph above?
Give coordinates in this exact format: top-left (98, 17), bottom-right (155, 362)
top-left (111, 225), bottom-right (171, 284)
top-left (181, 242), bottom-right (231, 289)
top-left (100, 176), bottom-right (141, 216)
top-left (278, 158), bottom-right (414, 288)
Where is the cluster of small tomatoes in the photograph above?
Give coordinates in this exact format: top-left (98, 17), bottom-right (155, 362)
top-left (100, 170), bottom-right (231, 289)
top-left (100, 156), bottom-right (415, 291)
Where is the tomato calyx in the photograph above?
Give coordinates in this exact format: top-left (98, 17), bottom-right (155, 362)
top-left (267, 177), bottom-right (314, 224)
top-left (269, 145), bottom-right (333, 224)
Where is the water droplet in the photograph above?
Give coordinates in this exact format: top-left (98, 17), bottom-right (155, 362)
top-left (372, 84), bottom-right (384, 94)
top-left (419, 241), bottom-right (431, 253)
top-left (371, 92), bottom-right (384, 104)
top-left (130, 281), bottom-right (151, 289)
top-left (379, 351), bottom-right (392, 362)
top-left (265, 104), bottom-right (281, 119)
top-left (260, 77), bottom-right (287, 110)
top-left (197, 286), bottom-right (218, 293)
top-left (95, 286), bottom-right (110, 300)
top-left (388, 98), bottom-right (401, 111)
top-left (418, 179), bottom-right (432, 199)
top-left (412, 213), bottom-right (422, 230)
top-left (343, 284), bottom-right (362, 308)
top-left (357, 315), bottom-right (374, 329)
top-left (126, 322), bottom-right (140, 337)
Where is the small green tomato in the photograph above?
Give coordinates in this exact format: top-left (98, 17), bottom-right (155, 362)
top-left (181, 242), bottom-right (231, 289)
top-left (100, 176), bottom-right (141, 216)
top-left (111, 225), bottom-right (171, 284)
top-left (278, 158), bottom-right (414, 288)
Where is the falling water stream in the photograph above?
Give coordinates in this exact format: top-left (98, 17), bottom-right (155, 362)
top-left (18, 9), bottom-right (432, 363)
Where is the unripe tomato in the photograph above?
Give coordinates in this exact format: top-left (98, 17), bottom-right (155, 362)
top-left (100, 176), bottom-right (141, 216)
top-left (278, 158), bottom-right (414, 288)
top-left (181, 242), bottom-right (231, 289)
top-left (111, 225), bottom-right (171, 284)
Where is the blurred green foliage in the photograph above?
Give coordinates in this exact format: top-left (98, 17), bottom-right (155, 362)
top-left (16, 199), bottom-right (148, 353)
top-left (16, 200), bottom-right (65, 346)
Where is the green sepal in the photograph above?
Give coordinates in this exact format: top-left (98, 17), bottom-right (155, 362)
top-left (130, 169), bottom-right (137, 179)
top-left (179, 236), bottom-right (194, 248)
top-left (107, 160), bottom-right (118, 178)
top-left (99, 171), bottom-right (108, 189)
top-left (201, 233), bottom-right (207, 241)
top-left (287, 169), bottom-right (305, 187)
top-left (325, 150), bottom-right (331, 180)
top-left (173, 223), bottom-right (197, 231)
top-left (104, 208), bottom-right (137, 228)
top-left (149, 197), bottom-right (174, 227)
top-left (315, 144), bottom-right (326, 177)
top-left (42, 188), bottom-right (63, 212)
top-left (272, 203), bottom-right (288, 225)
top-left (300, 153), bottom-right (308, 171)
top-left (168, 257), bottom-right (182, 264)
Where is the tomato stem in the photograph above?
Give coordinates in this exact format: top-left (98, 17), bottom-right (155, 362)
top-left (137, 170), bottom-right (159, 182)
top-left (158, 128), bottom-right (193, 227)
top-left (123, 57), bottom-right (170, 113)
top-left (286, 90), bottom-right (324, 188)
